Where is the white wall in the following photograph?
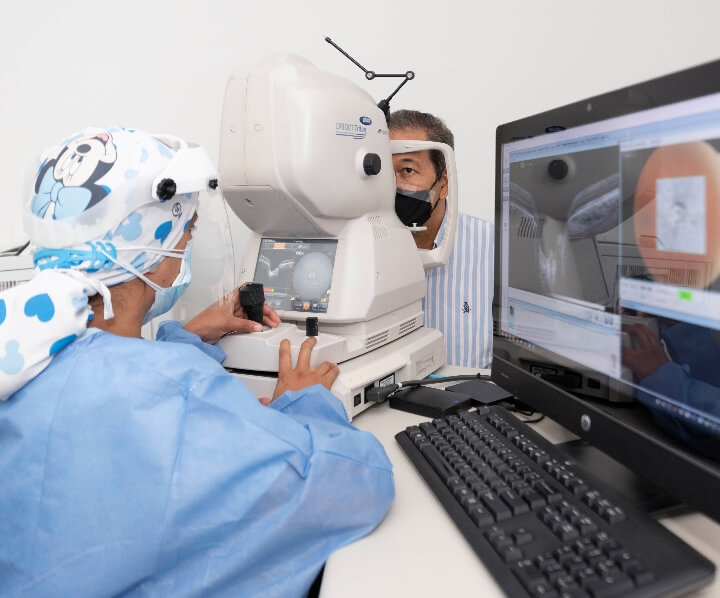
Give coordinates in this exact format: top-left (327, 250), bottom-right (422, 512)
top-left (3, 0), bottom-right (720, 251)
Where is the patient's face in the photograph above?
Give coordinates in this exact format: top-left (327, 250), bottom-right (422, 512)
top-left (390, 127), bottom-right (438, 192)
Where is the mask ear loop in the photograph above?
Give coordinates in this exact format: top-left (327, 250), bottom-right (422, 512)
top-left (426, 173), bottom-right (445, 217)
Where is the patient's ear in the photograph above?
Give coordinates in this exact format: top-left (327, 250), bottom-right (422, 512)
top-left (439, 169), bottom-right (449, 199)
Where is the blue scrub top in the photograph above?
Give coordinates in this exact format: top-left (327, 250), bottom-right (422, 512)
top-left (0, 322), bottom-right (394, 597)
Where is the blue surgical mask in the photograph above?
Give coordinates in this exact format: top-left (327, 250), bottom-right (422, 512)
top-left (142, 241), bottom-right (193, 324)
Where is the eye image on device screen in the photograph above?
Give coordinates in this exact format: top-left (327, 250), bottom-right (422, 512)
top-left (508, 145), bottom-right (621, 309)
top-left (253, 239), bottom-right (338, 313)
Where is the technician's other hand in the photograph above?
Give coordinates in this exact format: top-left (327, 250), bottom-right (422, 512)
top-left (184, 288), bottom-right (281, 344)
top-left (621, 323), bottom-right (670, 380)
top-left (270, 337), bottom-right (340, 401)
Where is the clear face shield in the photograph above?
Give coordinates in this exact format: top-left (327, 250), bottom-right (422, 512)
top-left (170, 191), bottom-right (237, 324)
top-left (146, 136), bottom-right (236, 325)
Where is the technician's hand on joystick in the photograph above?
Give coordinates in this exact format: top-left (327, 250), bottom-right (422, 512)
top-left (260, 337), bottom-right (339, 405)
top-left (239, 283), bottom-right (266, 324)
top-left (184, 284), bottom-right (281, 344)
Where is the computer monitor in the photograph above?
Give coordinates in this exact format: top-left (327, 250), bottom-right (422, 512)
top-left (493, 59), bottom-right (720, 524)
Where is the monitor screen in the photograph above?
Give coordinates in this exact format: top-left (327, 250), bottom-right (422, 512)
top-left (494, 59), bottom-right (720, 523)
top-left (254, 238), bottom-right (337, 313)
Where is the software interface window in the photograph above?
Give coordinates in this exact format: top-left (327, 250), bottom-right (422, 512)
top-left (254, 238), bottom-right (337, 313)
top-left (500, 94), bottom-right (720, 440)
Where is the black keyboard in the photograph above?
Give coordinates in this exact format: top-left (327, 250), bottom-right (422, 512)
top-left (396, 405), bottom-right (715, 598)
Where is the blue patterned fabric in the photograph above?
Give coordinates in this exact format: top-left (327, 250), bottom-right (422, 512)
top-left (0, 127), bottom-right (211, 400)
top-left (424, 213), bottom-right (494, 368)
top-left (0, 325), bottom-right (394, 597)
top-left (30, 168), bottom-right (93, 220)
top-left (0, 270), bottom-right (102, 400)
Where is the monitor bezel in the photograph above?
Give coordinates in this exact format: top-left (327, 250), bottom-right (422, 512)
top-left (492, 58), bottom-right (720, 523)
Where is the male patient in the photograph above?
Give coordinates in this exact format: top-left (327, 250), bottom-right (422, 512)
top-left (388, 109), bottom-right (493, 368)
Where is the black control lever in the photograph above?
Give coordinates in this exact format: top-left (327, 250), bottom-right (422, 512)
top-left (239, 283), bottom-right (265, 324)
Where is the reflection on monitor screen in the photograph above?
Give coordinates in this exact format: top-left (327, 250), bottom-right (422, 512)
top-left (254, 238), bottom-right (337, 313)
top-left (497, 63), bottom-right (720, 468)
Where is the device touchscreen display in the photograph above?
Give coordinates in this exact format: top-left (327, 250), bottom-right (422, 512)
top-left (254, 238), bottom-right (337, 313)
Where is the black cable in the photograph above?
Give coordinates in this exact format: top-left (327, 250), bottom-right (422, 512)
top-left (365, 372), bottom-right (491, 404)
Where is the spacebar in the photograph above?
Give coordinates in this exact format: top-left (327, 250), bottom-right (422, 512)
top-left (420, 443), bottom-right (458, 484)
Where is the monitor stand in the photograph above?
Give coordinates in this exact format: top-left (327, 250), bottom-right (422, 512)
top-left (556, 439), bottom-right (688, 519)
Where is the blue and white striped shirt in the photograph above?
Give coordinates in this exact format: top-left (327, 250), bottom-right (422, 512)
top-left (423, 213), bottom-right (494, 368)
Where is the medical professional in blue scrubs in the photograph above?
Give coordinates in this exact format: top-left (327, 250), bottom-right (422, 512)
top-left (0, 127), bottom-right (394, 597)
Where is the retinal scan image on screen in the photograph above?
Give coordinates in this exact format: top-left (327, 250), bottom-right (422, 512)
top-left (254, 239), bottom-right (337, 313)
top-left (501, 104), bottom-right (720, 460)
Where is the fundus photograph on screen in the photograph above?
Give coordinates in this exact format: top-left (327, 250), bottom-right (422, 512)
top-left (617, 138), bottom-right (720, 459)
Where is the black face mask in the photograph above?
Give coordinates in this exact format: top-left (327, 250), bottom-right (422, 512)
top-left (395, 177), bottom-right (443, 227)
top-left (395, 188), bottom-right (433, 226)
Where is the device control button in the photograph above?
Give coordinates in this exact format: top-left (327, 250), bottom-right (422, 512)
top-left (363, 153), bottom-right (382, 175)
top-left (305, 316), bottom-right (319, 336)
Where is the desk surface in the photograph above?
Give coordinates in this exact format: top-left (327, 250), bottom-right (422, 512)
top-left (320, 399), bottom-right (720, 597)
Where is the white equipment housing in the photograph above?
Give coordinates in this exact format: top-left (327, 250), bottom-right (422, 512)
top-left (217, 54), bottom-right (457, 418)
top-left (0, 247), bottom-right (34, 292)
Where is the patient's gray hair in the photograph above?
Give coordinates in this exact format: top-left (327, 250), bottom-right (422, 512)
top-left (387, 109), bottom-right (455, 179)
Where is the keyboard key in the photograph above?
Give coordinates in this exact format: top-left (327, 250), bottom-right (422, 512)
top-left (557, 522), bottom-right (580, 542)
top-left (498, 545), bottom-right (524, 563)
top-left (523, 490), bottom-right (547, 509)
top-left (499, 488), bottom-right (530, 515)
top-left (535, 552), bottom-right (558, 570)
top-left (554, 545), bottom-right (575, 563)
top-left (534, 480), bottom-right (563, 503)
top-left (461, 495), bottom-right (480, 510)
top-left (565, 555), bottom-right (587, 576)
top-left (567, 478), bottom-right (589, 495)
top-left (453, 486), bottom-right (472, 501)
top-left (480, 491), bottom-right (512, 521)
top-left (583, 572), bottom-right (633, 597)
top-left (483, 525), bottom-right (505, 540)
top-left (600, 506), bottom-right (626, 525)
top-left (584, 548), bottom-right (604, 566)
top-left (419, 443), bottom-right (458, 485)
top-left (576, 517), bottom-right (598, 536)
top-left (629, 568), bottom-right (655, 586)
top-left (527, 580), bottom-right (560, 597)
top-left (490, 533), bottom-right (513, 549)
top-left (468, 504), bottom-right (494, 526)
top-left (513, 527), bottom-right (534, 545)
top-left (513, 559), bottom-right (545, 589)
top-left (583, 491), bottom-right (601, 508)
top-left (469, 479), bottom-right (490, 496)
top-left (544, 562), bottom-right (565, 582)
